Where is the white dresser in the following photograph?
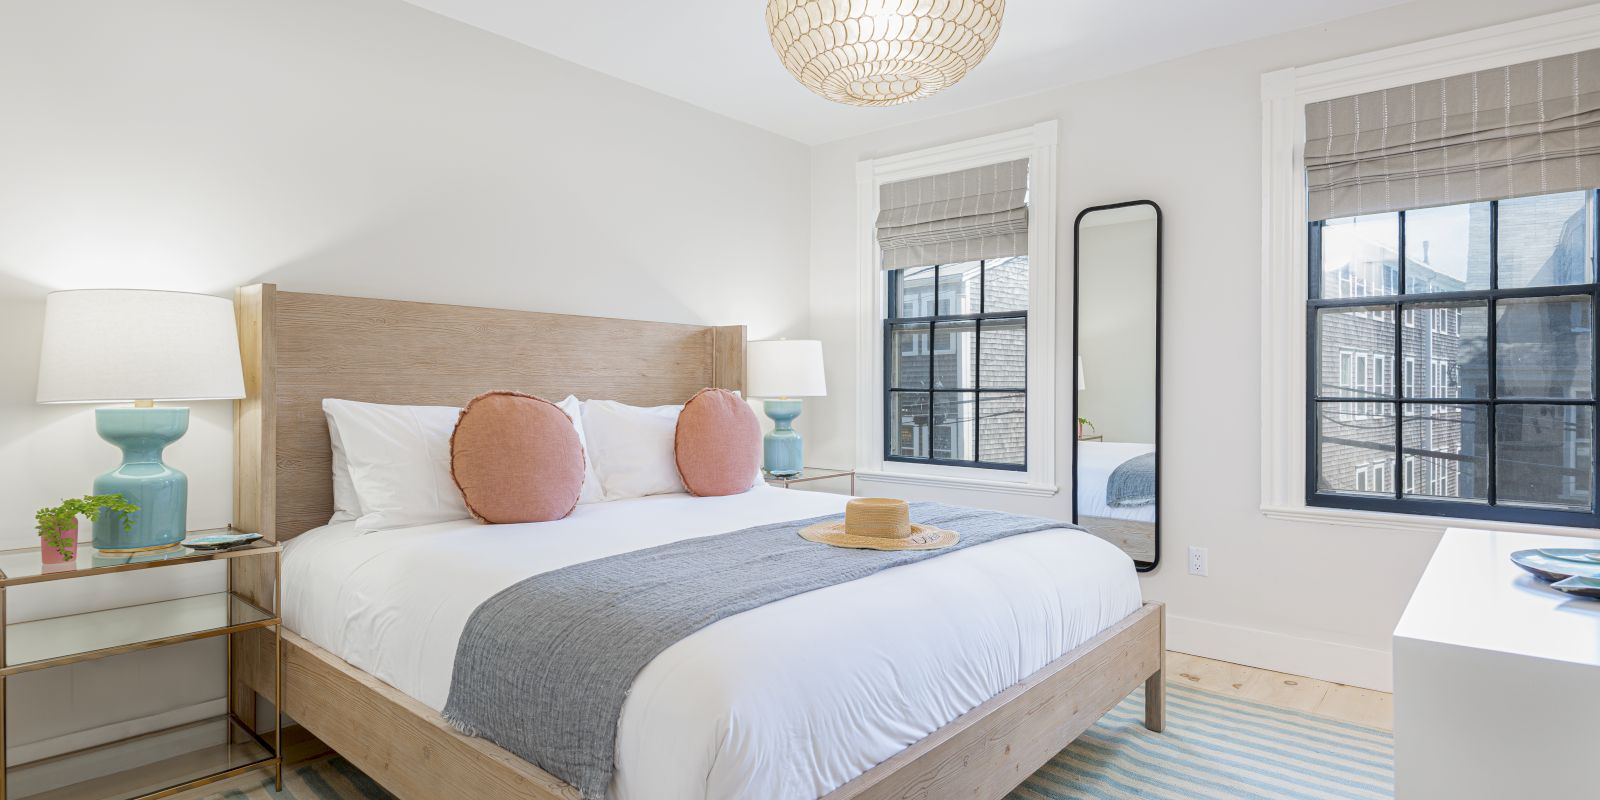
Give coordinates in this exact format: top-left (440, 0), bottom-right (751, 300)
top-left (1393, 528), bottom-right (1600, 798)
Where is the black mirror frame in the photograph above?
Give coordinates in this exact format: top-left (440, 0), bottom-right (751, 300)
top-left (1072, 200), bottom-right (1163, 572)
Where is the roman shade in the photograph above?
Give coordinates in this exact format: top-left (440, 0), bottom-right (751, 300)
top-left (1305, 47), bottom-right (1600, 220)
top-left (876, 158), bottom-right (1029, 270)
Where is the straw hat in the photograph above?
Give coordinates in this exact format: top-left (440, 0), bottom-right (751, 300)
top-left (799, 498), bottom-right (959, 550)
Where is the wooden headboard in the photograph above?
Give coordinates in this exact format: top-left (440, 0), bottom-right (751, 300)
top-left (231, 284), bottom-right (746, 542)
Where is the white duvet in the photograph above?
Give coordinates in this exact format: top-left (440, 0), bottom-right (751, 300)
top-left (282, 487), bottom-right (1142, 800)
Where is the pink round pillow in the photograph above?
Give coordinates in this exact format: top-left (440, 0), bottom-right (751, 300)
top-left (451, 391), bottom-right (585, 523)
top-left (675, 388), bottom-right (762, 497)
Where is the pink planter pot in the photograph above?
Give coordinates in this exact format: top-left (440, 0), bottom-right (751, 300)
top-left (41, 520), bottom-right (79, 566)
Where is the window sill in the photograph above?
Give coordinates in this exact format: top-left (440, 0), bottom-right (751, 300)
top-left (857, 468), bottom-right (1059, 497)
top-left (1261, 503), bottom-right (1598, 538)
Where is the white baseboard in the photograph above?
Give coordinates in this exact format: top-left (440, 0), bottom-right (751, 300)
top-left (1166, 613), bottom-right (1393, 692)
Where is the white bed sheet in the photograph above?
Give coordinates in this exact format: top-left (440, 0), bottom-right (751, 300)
top-left (1076, 441), bottom-right (1157, 523)
top-left (283, 487), bottom-right (1142, 800)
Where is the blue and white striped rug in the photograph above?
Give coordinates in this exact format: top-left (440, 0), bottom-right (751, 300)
top-left (1008, 681), bottom-right (1393, 800)
top-left (208, 681), bottom-right (1392, 800)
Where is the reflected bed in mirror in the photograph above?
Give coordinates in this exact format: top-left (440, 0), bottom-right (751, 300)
top-left (1074, 201), bottom-right (1161, 570)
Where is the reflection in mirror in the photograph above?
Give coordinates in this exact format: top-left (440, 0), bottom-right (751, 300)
top-left (1074, 202), bottom-right (1160, 570)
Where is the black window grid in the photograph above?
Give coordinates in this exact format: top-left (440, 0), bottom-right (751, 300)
top-left (1306, 190), bottom-right (1600, 527)
top-left (884, 259), bottom-right (1028, 471)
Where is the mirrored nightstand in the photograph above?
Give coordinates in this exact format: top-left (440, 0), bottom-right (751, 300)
top-left (0, 535), bottom-right (283, 800)
top-left (763, 467), bottom-right (855, 494)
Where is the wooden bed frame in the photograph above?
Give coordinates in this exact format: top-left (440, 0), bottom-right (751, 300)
top-left (228, 283), bottom-right (1165, 800)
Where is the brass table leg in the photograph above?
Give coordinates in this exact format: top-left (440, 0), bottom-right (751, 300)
top-left (2, 583), bottom-right (8, 800)
top-left (274, 549), bottom-right (284, 792)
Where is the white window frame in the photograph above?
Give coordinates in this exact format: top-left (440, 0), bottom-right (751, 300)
top-left (1353, 351), bottom-right (1371, 416)
top-left (1259, 6), bottom-right (1600, 534)
top-left (1372, 461), bottom-right (1390, 494)
top-left (854, 122), bottom-right (1059, 496)
top-left (898, 266), bottom-right (937, 318)
top-left (1375, 353), bottom-right (1392, 416)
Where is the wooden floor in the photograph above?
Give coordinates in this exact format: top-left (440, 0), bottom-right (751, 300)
top-left (1078, 517), bottom-right (1156, 564)
top-left (1164, 651), bottom-right (1393, 730)
top-left (165, 651), bottom-right (1391, 799)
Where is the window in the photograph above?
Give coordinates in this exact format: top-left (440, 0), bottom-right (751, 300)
top-left (858, 122), bottom-right (1056, 494)
top-left (1375, 353), bottom-right (1392, 416)
top-left (1262, 16), bottom-right (1600, 531)
top-left (885, 257), bottom-right (1028, 469)
top-left (1310, 190), bottom-right (1600, 526)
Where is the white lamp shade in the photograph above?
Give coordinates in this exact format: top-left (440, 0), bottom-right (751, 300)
top-left (747, 339), bottom-right (827, 398)
top-left (36, 289), bottom-right (246, 404)
top-left (1077, 356), bottom-right (1087, 391)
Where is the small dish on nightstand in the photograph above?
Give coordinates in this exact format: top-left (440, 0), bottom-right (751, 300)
top-left (1551, 575), bottom-right (1600, 600)
top-left (180, 531), bottom-right (263, 551)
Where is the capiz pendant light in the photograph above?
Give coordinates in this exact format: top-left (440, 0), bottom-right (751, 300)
top-left (766, 0), bottom-right (1005, 107)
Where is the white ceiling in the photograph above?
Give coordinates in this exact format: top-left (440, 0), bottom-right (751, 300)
top-left (400, 0), bottom-right (1411, 145)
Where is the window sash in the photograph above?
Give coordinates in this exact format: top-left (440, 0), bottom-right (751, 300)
top-left (884, 258), bottom-right (1028, 471)
top-left (1306, 191), bottom-right (1600, 527)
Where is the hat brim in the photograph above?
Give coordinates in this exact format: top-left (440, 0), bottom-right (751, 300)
top-left (798, 522), bottom-right (960, 551)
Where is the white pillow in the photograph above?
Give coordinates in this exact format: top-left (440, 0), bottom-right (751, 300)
top-left (581, 400), bottom-right (687, 500)
top-left (556, 395), bottom-right (605, 505)
top-left (324, 410), bottom-right (363, 524)
top-left (322, 398), bottom-right (469, 533)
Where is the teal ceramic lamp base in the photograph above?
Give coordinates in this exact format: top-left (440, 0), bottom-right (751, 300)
top-left (762, 398), bottom-right (804, 477)
top-left (92, 406), bottom-right (189, 553)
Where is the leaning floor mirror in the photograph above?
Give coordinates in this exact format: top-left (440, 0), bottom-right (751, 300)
top-left (1074, 201), bottom-right (1162, 571)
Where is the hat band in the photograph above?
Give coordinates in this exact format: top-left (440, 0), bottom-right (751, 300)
top-left (852, 523), bottom-right (912, 539)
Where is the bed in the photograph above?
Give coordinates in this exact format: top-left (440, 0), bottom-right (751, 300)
top-left (227, 283), bottom-right (1165, 800)
top-left (1075, 441), bottom-right (1157, 524)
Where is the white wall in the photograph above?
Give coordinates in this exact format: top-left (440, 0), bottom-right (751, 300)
top-left (0, 0), bottom-right (808, 765)
top-left (807, 0), bottom-right (1597, 691)
top-left (1078, 218), bottom-right (1158, 444)
top-left (4, 0), bottom-right (1592, 771)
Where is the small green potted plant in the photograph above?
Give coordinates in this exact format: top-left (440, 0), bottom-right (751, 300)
top-left (35, 494), bottom-right (139, 565)
top-left (1077, 416), bottom-right (1097, 439)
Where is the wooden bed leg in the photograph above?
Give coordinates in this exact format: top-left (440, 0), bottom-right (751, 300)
top-left (1144, 605), bottom-right (1166, 732)
top-left (1143, 664), bottom-right (1166, 732)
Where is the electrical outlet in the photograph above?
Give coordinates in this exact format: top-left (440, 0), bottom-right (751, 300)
top-left (1187, 546), bottom-right (1209, 576)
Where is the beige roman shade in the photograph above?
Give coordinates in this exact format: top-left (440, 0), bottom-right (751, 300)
top-left (876, 158), bottom-right (1029, 270)
top-left (1305, 47), bottom-right (1600, 220)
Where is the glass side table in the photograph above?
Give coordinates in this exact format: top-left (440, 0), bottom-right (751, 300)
top-left (0, 533), bottom-right (282, 800)
top-left (764, 467), bottom-right (856, 494)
